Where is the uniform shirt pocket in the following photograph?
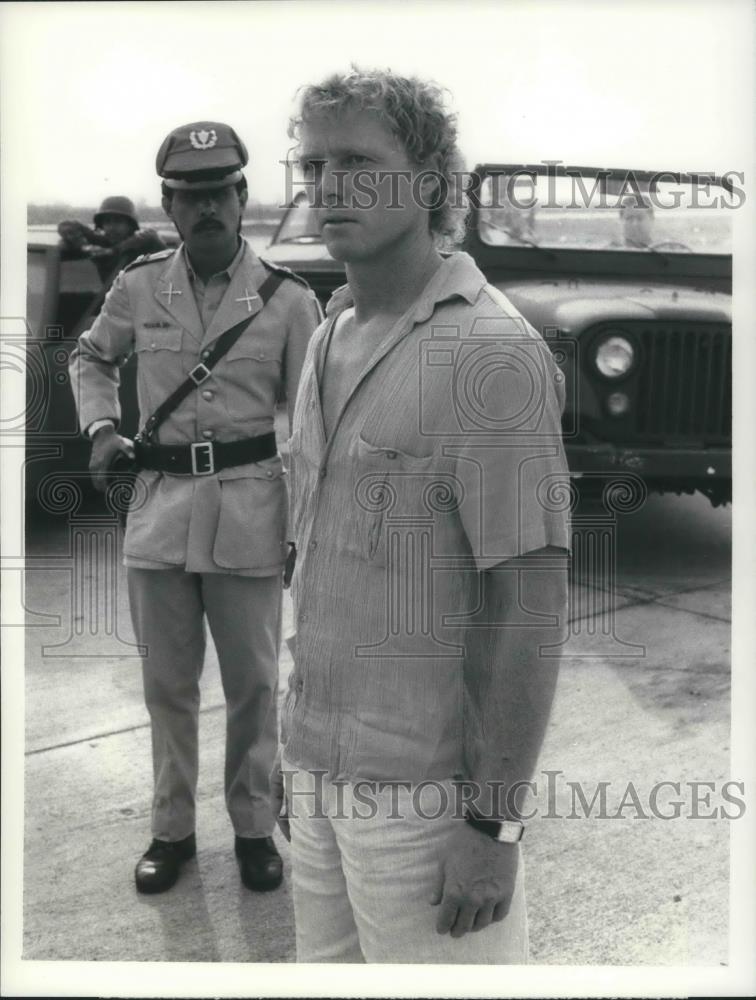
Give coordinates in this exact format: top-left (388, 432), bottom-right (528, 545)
top-left (133, 327), bottom-right (184, 413)
top-left (134, 326), bottom-right (183, 354)
top-left (222, 341), bottom-right (282, 422)
top-left (212, 456), bottom-right (288, 570)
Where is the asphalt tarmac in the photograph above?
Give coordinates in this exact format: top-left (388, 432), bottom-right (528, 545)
top-left (16, 488), bottom-right (732, 966)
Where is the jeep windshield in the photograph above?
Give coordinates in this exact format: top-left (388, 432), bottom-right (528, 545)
top-left (476, 167), bottom-right (734, 255)
top-left (272, 190), bottom-right (321, 244)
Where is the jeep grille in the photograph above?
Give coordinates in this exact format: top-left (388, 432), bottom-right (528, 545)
top-left (633, 323), bottom-right (731, 442)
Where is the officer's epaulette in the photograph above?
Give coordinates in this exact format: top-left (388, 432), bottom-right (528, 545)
top-left (259, 257), bottom-right (311, 290)
top-left (122, 248), bottom-right (176, 272)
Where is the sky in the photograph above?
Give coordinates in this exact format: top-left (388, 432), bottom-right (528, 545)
top-left (1, 0), bottom-right (753, 209)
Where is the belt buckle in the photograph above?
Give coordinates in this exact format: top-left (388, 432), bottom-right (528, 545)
top-left (189, 363), bottom-right (211, 385)
top-left (191, 441), bottom-right (215, 475)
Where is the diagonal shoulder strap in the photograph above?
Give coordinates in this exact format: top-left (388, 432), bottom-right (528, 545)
top-left (138, 270), bottom-right (284, 442)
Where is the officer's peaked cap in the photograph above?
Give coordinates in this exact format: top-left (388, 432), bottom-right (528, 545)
top-left (156, 121), bottom-right (249, 190)
top-left (94, 195), bottom-right (138, 229)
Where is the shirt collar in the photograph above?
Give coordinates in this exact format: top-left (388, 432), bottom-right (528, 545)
top-left (183, 237), bottom-right (247, 285)
top-left (323, 251), bottom-right (487, 323)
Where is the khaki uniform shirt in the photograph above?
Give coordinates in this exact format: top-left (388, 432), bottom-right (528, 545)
top-left (69, 240), bottom-right (322, 574)
top-left (282, 252), bottom-right (570, 781)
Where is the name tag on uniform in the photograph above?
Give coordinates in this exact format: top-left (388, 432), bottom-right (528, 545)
top-left (143, 321), bottom-right (173, 329)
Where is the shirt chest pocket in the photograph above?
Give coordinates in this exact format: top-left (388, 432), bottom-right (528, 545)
top-left (134, 327), bottom-right (184, 408)
top-left (135, 326), bottom-right (183, 355)
top-left (221, 340), bottom-right (283, 420)
top-left (353, 434), bottom-right (444, 566)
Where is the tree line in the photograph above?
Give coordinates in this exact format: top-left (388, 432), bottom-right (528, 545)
top-left (28, 202), bottom-right (285, 226)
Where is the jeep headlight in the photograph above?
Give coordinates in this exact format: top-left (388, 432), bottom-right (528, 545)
top-left (595, 335), bottom-right (635, 378)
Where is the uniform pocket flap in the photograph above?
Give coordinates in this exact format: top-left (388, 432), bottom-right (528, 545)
top-left (216, 454), bottom-right (285, 482)
top-left (225, 341), bottom-right (280, 364)
top-left (135, 327), bottom-right (183, 352)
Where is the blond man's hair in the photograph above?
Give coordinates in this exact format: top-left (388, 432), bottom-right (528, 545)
top-left (289, 67), bottom-right (469, 247)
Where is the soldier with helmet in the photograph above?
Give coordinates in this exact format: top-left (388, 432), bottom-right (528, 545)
top-left (58, 195), bottom-right (167, 285)
top-left (69, 122), bottom-right (322, 895)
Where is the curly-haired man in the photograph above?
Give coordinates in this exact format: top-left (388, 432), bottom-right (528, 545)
top-left (272, 68), bottom-right (571, 963)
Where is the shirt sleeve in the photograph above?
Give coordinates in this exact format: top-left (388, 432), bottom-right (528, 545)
top-left (453, 334), bottom-right (572, 568)
top-left (283, 287), bottom-right (323, 433)
top-left (68, 269), bottom-right (136, 433)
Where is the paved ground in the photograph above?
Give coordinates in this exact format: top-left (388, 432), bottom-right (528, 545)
top-left (15, 487), bottom-right (732, 967)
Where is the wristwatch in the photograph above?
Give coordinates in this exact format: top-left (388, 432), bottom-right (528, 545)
top-left (464, 808), bottom-right (524, 844)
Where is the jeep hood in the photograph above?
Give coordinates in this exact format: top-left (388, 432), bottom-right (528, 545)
top-left (497, 278), bottom-right (732, 334)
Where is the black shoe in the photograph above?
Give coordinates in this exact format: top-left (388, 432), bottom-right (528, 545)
top-left (234, 835), bottom-right (283, 892)
top-left (134, 833), bottom-right (196, 894)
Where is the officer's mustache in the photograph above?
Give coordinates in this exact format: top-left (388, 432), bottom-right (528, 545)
top-left (193, 218), bottom-right (225, 233)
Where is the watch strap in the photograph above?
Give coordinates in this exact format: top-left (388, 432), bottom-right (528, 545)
top-left (464, 809), bottom-right (524, 843)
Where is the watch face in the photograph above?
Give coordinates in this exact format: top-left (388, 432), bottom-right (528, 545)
top-left (495, 821), bottom-right (524, 844)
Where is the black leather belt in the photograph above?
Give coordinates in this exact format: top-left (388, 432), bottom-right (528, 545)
top-left (134, 432), bottom-right (277, 476)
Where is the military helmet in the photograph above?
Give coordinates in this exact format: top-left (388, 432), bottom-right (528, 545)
top-left (156, 121), bottom-right (249, 190)
top-left (93, 195), bottom-right (139, 229)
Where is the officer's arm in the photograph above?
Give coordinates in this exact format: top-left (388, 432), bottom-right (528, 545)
top-left (283, 289), bottom-right (323, 435)
top-left (68, 269), bottom-right (136, 435)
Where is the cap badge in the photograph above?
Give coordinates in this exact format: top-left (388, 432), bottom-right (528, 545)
top-left (189, 128), bottom-right (218, 151)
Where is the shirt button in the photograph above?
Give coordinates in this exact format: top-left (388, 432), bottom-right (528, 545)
top-left (150, 342), bottom-right (156, 349)
top-left (201, 350), bottom-right (210, 360)
top-left (201, 429), bottom-right (214, 440)
top-left (319, 467), bottom-right (327, 479)
top-left (201, 390), bottom-right (214, 401)
top-left (386, 450), bottom-right (397, 459)
top-left (309, 540), bottom-right (317, 550)
top-left (295, 678), bottom-right (304, 692)
top-left (299, 612), bottom-right (307, 623)
top-left (266, 470), bottom-right (273, 478)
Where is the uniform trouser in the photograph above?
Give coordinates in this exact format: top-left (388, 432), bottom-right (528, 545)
top-left (127, 568), bottom-right (281, 842)
top-left (283, 757), bottom-right (529, 963)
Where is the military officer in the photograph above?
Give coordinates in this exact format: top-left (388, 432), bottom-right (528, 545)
top-left (69, 122), bottom-right (322, 894)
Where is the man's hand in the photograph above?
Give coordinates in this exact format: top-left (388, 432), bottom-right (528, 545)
top-left (89, 424), bottom-right (134, 492)
top-left (57, 220), bottom-right (92, 251)
top-left (269, 757), bottom-right (291, 842)
top-left (430, 822), bottom-right (518, 938)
